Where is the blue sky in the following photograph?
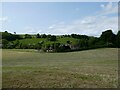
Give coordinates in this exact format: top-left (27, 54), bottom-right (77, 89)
top-left (1, 2), bottom-right (118, 36)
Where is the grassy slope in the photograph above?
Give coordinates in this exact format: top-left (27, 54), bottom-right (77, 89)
top-left (16, 37), bottom-right (78, 45)
top-left (18, 38), bottom-right (46, 45)
top-left (2, 48), bottom-right (118, 88)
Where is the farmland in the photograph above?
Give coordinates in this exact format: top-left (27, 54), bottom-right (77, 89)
top-left (2, 48), bottom-right (118, 88)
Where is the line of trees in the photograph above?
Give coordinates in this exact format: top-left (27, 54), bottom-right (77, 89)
top-left (1, 30), bottom-right (120, 52)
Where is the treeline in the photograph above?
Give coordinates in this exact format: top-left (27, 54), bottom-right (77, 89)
top-left (1, 30), bottom-right (120, 52)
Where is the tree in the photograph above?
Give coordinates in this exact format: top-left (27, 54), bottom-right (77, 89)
top-left (116, 30), bottom-right (120, 47)
top-left (20, 44), bottom-right (28, 49)
top-left (47, 34), bottom-right (51, 41)
top-left (73, 40), bottom-right (81, 49)
top-left (47, 35), bottom-right (56, 41)
top-left (7, 42), bottom-right (14, 49)
top-left (71, 34), bottom-right (89, 40)
top-left (35, 41), bottom-right (44, 50)
top-left (58, 44), bottom-right (71, 52)
top-left (14, 32), bottom-right (16, 34)
top-left (50, 35), bottom-right (56, 41)
top-left (45, 44), bottom-right (51, 50)
top-left (41, 34), bottom-right (47, 38)
top-left (67, 40), bottom-right (71, 44)
top-left (2, 31), bottom-right (21, 41)
top-left (52, 43), bottom-right (60, 51)
top-left (14, 39), bottom-right (20, 48)
top-left (24, 34), bottom-right (32, 39)
top-left (100, 30), bottom-right (116, 46)
top-left (79, 39), bottom-right (88, 48)
top-left (2, 39), bottom-right (8, 48)
top-left (88, 37), bottom-right (99, 48)
top-left (36, 33), bottom-right (41, 38)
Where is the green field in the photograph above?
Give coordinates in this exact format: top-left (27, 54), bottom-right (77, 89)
top-left (14, 37), bottom-right (78, 45)
top-left (2, 48), bottom-right (118, 88)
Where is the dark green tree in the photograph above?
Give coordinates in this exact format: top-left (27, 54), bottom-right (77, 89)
top-left (100, 30), bottom-right (116, 46)
top-left (47, 35), bottom-right (56, 41)
top-left (52, 43), bottom-right (60, 51)
top-left (41, 34), bottom-right (47, 38)
top-left (2, 31), bottom-right (21, 41)
top-left (24, 34), bottom-right (32, 39)
top-left (51, 36), bottom-right (56, 41)
top-left (67, 40), bottom-right (71, 44)
top-left (36, 33), bottom-right (41, 38)
top-left (2, 39), bottom-right (8, 48)
top-left (116, 30), bottom-right (120, 47)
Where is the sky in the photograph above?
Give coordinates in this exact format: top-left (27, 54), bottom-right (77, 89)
top-left (0, 2), bottom-right (118, 36)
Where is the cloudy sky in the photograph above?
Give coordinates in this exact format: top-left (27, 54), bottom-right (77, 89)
top-left (1, 2), bottom-right (118, 36)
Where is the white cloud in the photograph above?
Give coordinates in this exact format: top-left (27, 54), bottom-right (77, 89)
top-left (45, 2), bottom-right (118, 36)
top-left (46, 15), bottom-right (117, 36)
top-left (24, 26), bottom-right (40, 34)
top-left (24, 26), bottom-right (35, 33)
top-left (99, 2), bottom-right (118, 15)
top-left (24, 26), bottom-right (44, 34)
top-left (48, 24), bottom-right (56, 29)
top-left (0, 17), bottom-right (9, 32)
top-left (105, 2), bottom-right (112, 10)
top-left (0, 16), bottom-right (8, 22)
top-left (23, 15), bottom-right (117, 36)
top-left (23, 2), bottom-right (118, 36)
top-left (100, 4), bottom-right (105, 9)
top-left (48, 22), bottom-right (65, 31)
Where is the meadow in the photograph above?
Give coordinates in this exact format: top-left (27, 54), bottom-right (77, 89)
top-left (16, 37), bottom-right (79, 45)
top-left (2, 48), bottom-right (118, 88)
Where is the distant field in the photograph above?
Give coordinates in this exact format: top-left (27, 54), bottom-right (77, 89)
top-left (2, 48), bottom-right (118, 88)
top-left (15, 37), bottom-right (78, 45)
top-left (17, 38), bottom-right (46, 45)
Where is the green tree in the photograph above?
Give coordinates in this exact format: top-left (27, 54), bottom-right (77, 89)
top-left (41, 34), bottom-right (47, 38)
top-left (67, 40), bottom-right (71, 44)
top-left (47, 35), bottom-right (56, 41)
top-left (100, 30), bottom-right (116, 46)
top-left (51, 36), bottom-right (56, 41)
top-left (24, 34), bottom-right (32, 39)
top-left (35, 41), bottom-right (44, 50)
top-left (2, 39), bottom-right (8, 48)
top-left (36, 33), bottom-right (41, 38)
top-left (2, 31), bottom-right (21, 41)
top-left (52, 43), bottom-right (60, 51)
top-left (116, 30), bottom-right (120, 47)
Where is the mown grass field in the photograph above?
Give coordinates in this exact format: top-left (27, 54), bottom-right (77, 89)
top-left (2, 48), bottom-right (118, 88)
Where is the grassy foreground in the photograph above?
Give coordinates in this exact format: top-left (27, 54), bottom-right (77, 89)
top-left (2, 48), bottom-right (118, 88)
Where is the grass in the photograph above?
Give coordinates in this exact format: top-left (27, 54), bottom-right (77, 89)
top-left (18, 38), bottom-right (46, 45)
top-left (2, 48), bottom-right (118, 88)
top-left (15, 37), bottom-right (78, 45)
top-left (58, 37), bottom-right (78, 44)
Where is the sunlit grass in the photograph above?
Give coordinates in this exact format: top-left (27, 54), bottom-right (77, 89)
top-left (2, 48), bottom-right (118, 88)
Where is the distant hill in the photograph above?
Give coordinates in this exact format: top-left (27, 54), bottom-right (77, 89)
top-left (1, 30), bottom-right (120, 52)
